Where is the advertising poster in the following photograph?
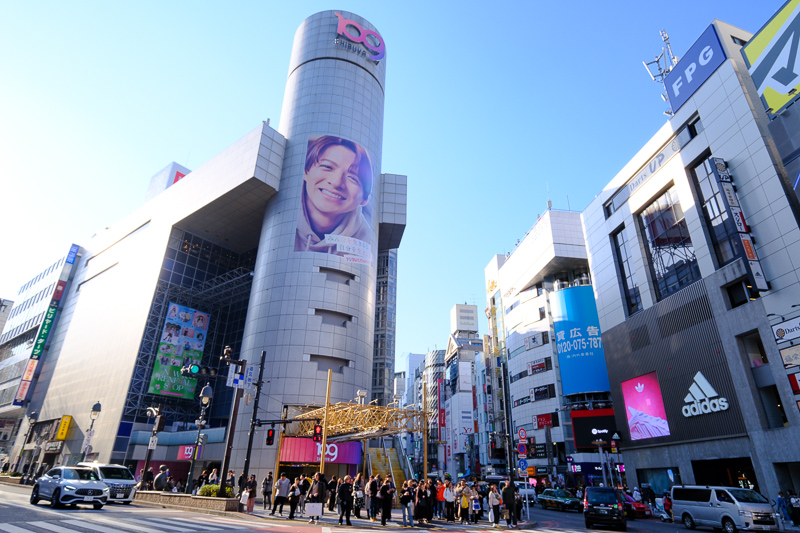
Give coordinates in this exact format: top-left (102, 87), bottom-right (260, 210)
top-left (551, 285), bottom-right (611, 395)
top-left (621, 372), bottom-right (671, 440)
top-left (147, 302), bottom-right (211, 399)
top-left (571, 408), bottom-right (617, 448)
top-left (294, 134), bottom-right (374, 265)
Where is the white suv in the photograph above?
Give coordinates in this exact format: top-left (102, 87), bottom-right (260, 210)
top-left (77, 463), bottom-right (137, 504)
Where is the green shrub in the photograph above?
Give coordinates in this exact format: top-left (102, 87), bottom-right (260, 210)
top-left (197, 484), bottom-right (233, 498)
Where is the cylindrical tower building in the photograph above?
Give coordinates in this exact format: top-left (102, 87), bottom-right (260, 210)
top-left (232, 10), bottom-right (387, 475)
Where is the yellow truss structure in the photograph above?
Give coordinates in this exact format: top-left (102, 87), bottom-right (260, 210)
top-left (288, 401), bottom-right (431, 442)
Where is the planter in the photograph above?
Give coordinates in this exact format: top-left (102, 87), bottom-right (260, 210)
top-left (135, 491), bottom-right (240, 512)
top-left (0, 476), bottom-right (25, 485)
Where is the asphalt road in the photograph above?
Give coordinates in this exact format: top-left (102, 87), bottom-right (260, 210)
top-left (0, 482), bottom-right (689, 533)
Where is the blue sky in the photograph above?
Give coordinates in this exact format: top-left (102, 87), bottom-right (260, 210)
top-left (0, 1), bottom-right (784, 366)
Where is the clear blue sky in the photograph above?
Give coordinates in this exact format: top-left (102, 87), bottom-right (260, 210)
top-left (0, 1), bottom-right (783, 365)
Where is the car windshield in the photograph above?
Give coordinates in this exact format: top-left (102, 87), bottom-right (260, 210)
top-left (99, 467), bottom-right (134, 480)
top-left (728, 489), bottom-right (769, 504)
top-left (555, 490), bottom-right (571, 498)
top-left (63, 469), bottom-right (98, 481)
top-left (587, 491), bottom-right (617, 504)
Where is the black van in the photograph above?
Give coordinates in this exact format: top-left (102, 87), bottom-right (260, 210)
top-left (584, 486), bottom-right (628, 530)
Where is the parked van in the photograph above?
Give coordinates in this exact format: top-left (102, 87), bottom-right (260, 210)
top-left (672, 485), bottom-right (778, 533)
top-left (76, 463), bottom-right (137, 504)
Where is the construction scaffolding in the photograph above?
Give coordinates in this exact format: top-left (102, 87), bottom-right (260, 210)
top-left (288, 401), bottom-right (426, 442)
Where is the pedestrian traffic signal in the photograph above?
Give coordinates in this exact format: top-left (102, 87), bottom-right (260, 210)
top-left (266, 428), bottom-right (275, 446)
top-left (181, 364), bottom-right (218, 377)
top-left (312, 424), bottom-right (323, 442)
top-left (199, 433), bottom-right (208, 447)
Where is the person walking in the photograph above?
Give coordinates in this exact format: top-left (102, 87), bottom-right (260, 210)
top-left (502, 481), bottom-right (518, 529)
top-left (471, 488), bottom-right (481, 524)
top-left (338, 475), bottom-right (354, 526)
top-left (414, 479), bottom-right (429, 524)
top-left (444, 480), bottom-right (456, 523)
top-left (789, 490), bottom-right (800, 526)
top-left (308, 472), bottom-right (326, 524)
top-left (458, 481), bottom-right (473, 525)
top-left (400, 481), bottom-right (415, 527)
top-left (353, 473), bottom-right (365, 519)
top-left (380, 477), bottom-right (395, 526)
top-left (244, 474), bottom-right (257, 514)
top-left (369, 474), bottom-right (382, 521)
top-left (489, 484), bottom-right (502, 528)
top-left (327, 475), bottom-right (338, 512)
top-left (261, 472), bottom-right (273, 510)
top-left (270, 472), bottom-right (291, 516)
top-left (287, 478), bottom-right (301, 520)
top-left (298, 473), bottom-right (310, 516)
top-left (208, 468), bottom-right (219, 486)
top-left (436, 479), bottom-right (446, 519)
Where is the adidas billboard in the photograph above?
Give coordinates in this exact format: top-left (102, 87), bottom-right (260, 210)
top-left (682, 371), bottom-right (729, 418)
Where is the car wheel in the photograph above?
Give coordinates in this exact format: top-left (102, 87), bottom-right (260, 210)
top-left (50, 488), bottom-right (61, 509)
top-left (722, 518), bottom-right (736, 533)
top-left (30, 486), bottom-right (40, 505)
top-left (683, 513), bottom-right (696, 530)
top-left (93, 503), bottom-right (104, 510)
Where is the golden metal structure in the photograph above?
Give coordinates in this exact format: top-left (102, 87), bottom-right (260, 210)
top-left (287, 401), bottom-right (428, 442)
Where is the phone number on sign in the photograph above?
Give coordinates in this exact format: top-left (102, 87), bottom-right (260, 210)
top-left (557, 337), bottom-right (602, 353)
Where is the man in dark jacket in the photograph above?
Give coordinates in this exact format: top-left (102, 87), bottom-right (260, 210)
top-left (327, 475), bottom-right (338, 511)
top-left (154, 465), bottom-right (169, 491)
top-left (308, 472), bottom-right (327, 524)
top-left (338, 475), bottom-right (354, 526)
top-left (369, 475), bottom-right (381, 521)
top-left (502, 480), bottom-right (518, 528)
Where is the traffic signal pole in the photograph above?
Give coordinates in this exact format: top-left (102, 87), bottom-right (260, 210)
top-left (319, 369), bottom-right (332, 473)
top-left (186, 394), bottom-right (210, 494)
top-left (242, 350), bottom-right (266, 487)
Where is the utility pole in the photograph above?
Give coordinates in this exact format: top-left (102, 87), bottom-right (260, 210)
top-left (218, 345), bottom-right (246, 498)
top-left (422, 379), bottom-right (428, 480)
top-left (319, 369), bottom-right (333, 473)
top-left (141, 404), bottom-right (163, 490)
top-left (242, 350), bottom-right (267, 484)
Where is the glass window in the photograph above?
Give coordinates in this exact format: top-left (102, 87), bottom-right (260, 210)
top-left (639, 186), bottom-right (701, 300)
top-left (613, 227), bottom-right (642, 315)
top-left (693, 158), bottom-right (741, 268)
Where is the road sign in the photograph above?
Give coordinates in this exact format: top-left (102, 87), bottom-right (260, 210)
top-left (517, 443), bottom-right (527, 455)
top-left (148, 436), bottom-right (158, 450)
top-left (518, 428), bottom-right (527, 441)
top-left (244, 364), bottom-right (256, 389)
top-left (519, 459), bottom-right (528, 470)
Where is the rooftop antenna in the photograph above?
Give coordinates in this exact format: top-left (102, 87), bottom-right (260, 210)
top-left (643, 29), bottom-right (679, 117)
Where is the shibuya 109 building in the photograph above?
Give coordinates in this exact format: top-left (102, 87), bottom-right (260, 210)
top-left (3, 10), bottom-right (406, 482)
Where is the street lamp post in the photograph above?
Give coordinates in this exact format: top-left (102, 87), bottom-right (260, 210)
top-left (81, 401), bottom-right (102, 462)
top-left (186, 382), bottom-right (213, 494)
top-left (21, 411), bottom-right (37, 484)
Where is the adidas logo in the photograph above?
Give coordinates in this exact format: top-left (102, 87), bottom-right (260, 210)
top-left (635, 383), bottom-right (644, 393)
top-left (682, 371), bottom-right (729, 418)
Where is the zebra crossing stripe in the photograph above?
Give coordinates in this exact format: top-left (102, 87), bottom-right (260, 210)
top-left (0, 523), bottom-right (32, 533)
top-left (22, 522), bottom-right (82, 533)
top-left (86, 517), bottom-right (170, 532)
top-left (61, 520), bottom-right (119, 533)
top-left (137, 517), bottom-right (224, 530)
top-left (109, 518), bottom-right (196, 532)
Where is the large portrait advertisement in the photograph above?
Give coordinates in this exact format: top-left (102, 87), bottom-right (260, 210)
top-left (294, 135), bottom-right (374, 265)
top-left (147, 302), bottom-right (211, 399)
top-left (621, 372), bottom-right (671, 441)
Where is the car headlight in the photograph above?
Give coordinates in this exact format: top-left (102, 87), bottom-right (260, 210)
top-left (65, 485), bottom-right (77, 491)
top-left (739, 511), bottom-right (752, 517)
top-left (103, 487), bottom-right (110, 493)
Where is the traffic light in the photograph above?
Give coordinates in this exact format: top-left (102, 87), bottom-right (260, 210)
top-left (266, 428), bottom-right (275, 446)
top-left (199, 433), bottom-right (208, 447)
top-left (312, 424), bottom-right (323, 442)
top-left (181, 364), bottom-right (218, 377)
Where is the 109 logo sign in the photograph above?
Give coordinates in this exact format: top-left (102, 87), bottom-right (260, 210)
top-left (335, 12), bottom-right (385, 61)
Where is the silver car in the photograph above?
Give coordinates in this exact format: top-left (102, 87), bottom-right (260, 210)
top-left (31, 466), bottom-right (109, 509)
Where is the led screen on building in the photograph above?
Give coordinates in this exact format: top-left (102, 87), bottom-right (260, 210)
top-left (571, 408), bottom-right (617, 449)
top-left (294, 134), bottom-right (374, 265)
top-left (621, 371), bottom-right (671, 440)
top-left (147, 302), bottom-right (210, 399)
top-left (551, 285), bottom-right (610, 395)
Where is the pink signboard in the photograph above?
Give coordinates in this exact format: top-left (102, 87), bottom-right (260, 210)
top-left (279, 438), bottom-right (361, 464)
top-left (621, 372), bottom-right (671, 441)
top-left (178, 445), bottom-right (195, 461)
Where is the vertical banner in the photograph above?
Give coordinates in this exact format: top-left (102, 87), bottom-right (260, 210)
top-left (551, 285), bottom-right (611, 395)
top-left (438, 378), bottom-right (445, 441)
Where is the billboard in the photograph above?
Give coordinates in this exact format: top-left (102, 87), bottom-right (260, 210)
top-left (742, 0), bottom-right (800, 117)
top-left (571, 409), bottom-right (617, 449)
top-left (294, 135), bottom-right (374, 266)
top-left (621, 372), bottom-right (671, 440)
top-left (280, 437), bottom-right (362, 464)
top-left (664, 25), bottom-right (727, 113)
top-left (551, 285), bottom-right (610, 395)
top-left (147, 302), bottom-right (210, 399)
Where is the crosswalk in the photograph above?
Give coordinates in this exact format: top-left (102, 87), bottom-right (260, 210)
top-left (0, 514), bottom-right (275, 533)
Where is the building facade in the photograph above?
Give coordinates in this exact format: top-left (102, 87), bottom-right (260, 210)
top-left (583, 19), bottom-right (800, 497)
top-left (8, 10), bottom-right (406, 485)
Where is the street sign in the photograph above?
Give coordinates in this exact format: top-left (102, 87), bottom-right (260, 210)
top-left (148, 436), bottom-right (158, 450)
top-left (518, 428), bottom-right (527, 441)
top-left (519, 459), bottom-right (528, 470)
top-left (517, 443), bottom-right (527, 455)
top-left (244, 364), bottom-right (256, 389)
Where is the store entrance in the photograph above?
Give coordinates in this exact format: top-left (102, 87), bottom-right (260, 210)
top-left (691, 457), bottom-right (758, 492)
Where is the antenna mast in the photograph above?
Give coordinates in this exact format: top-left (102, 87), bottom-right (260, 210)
top-left (643, 29), bottom-right (679, 116)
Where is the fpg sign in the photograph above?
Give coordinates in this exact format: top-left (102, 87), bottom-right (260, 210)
top-left (335, 12), bottom-right (385, 62)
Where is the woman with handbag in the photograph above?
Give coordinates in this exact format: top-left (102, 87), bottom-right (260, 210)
top-left (489, 484), bottom-right (502, 527)
top-left (287, 478), bottom-right (301, 520)
top-left (459, 481), bottom-right (473, 525)
top-left (244, 474), bottom-right (257, 514)
top-left (353, 473), bottom-right (365, 519)
top-left (414, 480), bottom-right (428, 523)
